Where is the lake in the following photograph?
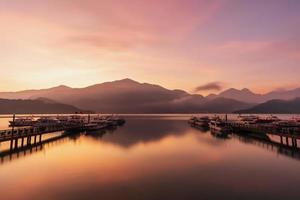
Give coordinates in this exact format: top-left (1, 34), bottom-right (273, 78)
top-left (0, 115), bottom-right (300, 200)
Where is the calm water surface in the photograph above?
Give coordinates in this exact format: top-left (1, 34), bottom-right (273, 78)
top-left (0, 115), bottom-right (300, 200)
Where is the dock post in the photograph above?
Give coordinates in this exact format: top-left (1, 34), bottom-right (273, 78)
top-left (292, 138), bottom-right (297, 148)
top-left (34, 135), bottom-right (37, 144)
top-left (10, 114), bottom-right (16, 150)
top-left (39, 134), bottom-right (42, 143)
top-left (9, 140), bottom-right (13, 151)
top-left (27, 136), bottom-right (31, 145)
top-left (21, 137), bottom-right (24, 147)
top-left (280, 136), bottom-right (283, 144)
top-left (291, 138), bottom-right (295, 148)
top-left (14, 129), bottom-right (20, 149)
top-left (286, 137), bottom-right (289, 146)
top-left (14, 138), bottom-right (18, 149)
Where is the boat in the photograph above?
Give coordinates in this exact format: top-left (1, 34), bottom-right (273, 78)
top-left (85, 123), bottom-right (109, 131)
top-left (34, 117), bottom-right (60, 127)
top-left (9, 117), bottom-right (35, 127)
top-left (209, 119), bottom-right (231, 135)
top-left (273, 120), bottom-right (300, 128)
top-left (66, 115), bottom-right (86, 125)
top-left (113, 117), bottom-right (126, 125)
top-left (101, 115), bottom-right (125, 126)
top-left (237, 115), bottom-right (259, 124)
top-left (89, 115), bottom-right (109, 124)
top-left (56, 115), bottom-right (69, 123)
top-left (291, 117), bottom-right (300, 123)
top-left (255, 115), bottom-right (280, 124)
top-left (189, 116), bottom-right (210, 127)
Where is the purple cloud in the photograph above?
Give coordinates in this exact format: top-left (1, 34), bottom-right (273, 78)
top-left (194, 82), bottom-right (223, 92)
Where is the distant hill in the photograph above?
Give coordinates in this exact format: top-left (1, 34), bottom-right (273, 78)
top-left (207, 87), bottom-right (300, 104)
top-left (0, 79), bottom-right (253, 113)
top-left (0, 98), bottom-right (84, 114)
top-left (198, 98), bottom-right (254, 113)
top-left (235, 98), bottom-right (300, 114)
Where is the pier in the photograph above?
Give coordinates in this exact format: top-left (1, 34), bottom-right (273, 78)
top-left (0, 132), bottom-right (70, 165)
top-left (189, 115), bottom-right (300, 149)
top-left (0, 114), bottom-right (126, 151)
top-left (0, 125), bottom-right (79, 150)
top-left (224, 121), bottom-right (300, 148)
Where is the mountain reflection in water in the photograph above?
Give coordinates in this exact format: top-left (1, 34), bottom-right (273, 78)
top-left (0, 116), bottom-right (300, 200)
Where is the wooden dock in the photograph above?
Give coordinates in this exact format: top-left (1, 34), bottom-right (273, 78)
top-left (0, 114), bottom-right (126, 151)
top-left (189, 116), bottom-right (300, 149)
top-left (0, 116), bottom-right (126, 165)
top-left (223, 121), bottom-right (300, 148)
top-left (0, 133), bottom-right (70, 165)
top-left (0, 124), bottom-right (84, 150)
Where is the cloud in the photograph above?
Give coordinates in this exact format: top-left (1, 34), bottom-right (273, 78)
top-left (194, 82), bottom-right (223, 92)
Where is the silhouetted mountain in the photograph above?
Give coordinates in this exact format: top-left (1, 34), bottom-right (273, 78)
top-left (0, 85), bottom-right (74, 100)
top-left (0, 98), bottom-right (84, 114)
top-left (0, 79), bottom-right (253, 113)
top-left (198, 98), bottom-right (254, 113)
top-left (235, 98), bottom-right (300, 114)
top-left (264, 88), bottom-right (300, 101)
top-left (207, 87), bottom-right (300, 103)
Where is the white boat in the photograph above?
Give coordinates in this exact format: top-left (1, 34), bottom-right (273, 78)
top-left (237, 115), bottom-right (259, 124)
top-left (9, 117), bottom-right (35, 127)
top-left (85, 123), bottom-right (108, 131)
top-left (273, 120), bottom-right (300, 128)
top-left (189, 116), bottom-right (210, 127)
top-left (34, 117), bottom-right (60, 127)
top-left (209, 120), bottom-right (231, 134)
top-left (67, 115), bottom-right (86, 124)
top-left (255, 115), bottom-right (280, 124)
top-left (56, 115), bottom-right (69, 123)
top-left (96, 115), bottom-right (125, 126)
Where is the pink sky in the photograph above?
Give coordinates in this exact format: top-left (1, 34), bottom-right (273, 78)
top-left (0, 0), bottom-right (299, 95)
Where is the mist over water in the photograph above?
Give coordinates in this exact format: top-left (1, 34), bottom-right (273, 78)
top-left (0, 115), bottom-right (300, 200)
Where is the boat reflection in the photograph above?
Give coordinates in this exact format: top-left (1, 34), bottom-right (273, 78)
top-left (97, 119), bottom-right (189, 148)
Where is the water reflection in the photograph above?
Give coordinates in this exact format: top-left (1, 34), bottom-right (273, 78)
top-left (233, 132), bottom-right (300, 160)
top-left (0, 131), bottom-right (82, 165)
top-left (0, 117), bottom-right (299, 200)
top-left (98, 119), bottom-right (189, 148)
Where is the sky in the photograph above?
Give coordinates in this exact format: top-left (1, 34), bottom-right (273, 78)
top-left (0, 0), bottom-right (300, 95)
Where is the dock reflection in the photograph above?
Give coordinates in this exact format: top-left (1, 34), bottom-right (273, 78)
top-left (233, 132), bottom-right (300, 160)
top-left (191, 121), bottom-right (300, 161)
top-left (0, 131), bottom-right (82, 165)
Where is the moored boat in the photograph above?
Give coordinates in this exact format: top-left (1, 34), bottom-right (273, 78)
top-left (189, 116), bottom-right (210, 127)
top-left (34, 117), bottom-right (61, 127)
top-left (255, 115), bottom-right (280, 124)
top-left (209, 119), bottom-right (231, 135)
top-left (237, 115), bottom-right (259, 124)
top-left (273, 120), bottom-right (300, 128)
top-left (9, 117), bottom-right (35, 127)
top-left (85, 123), bottom-right (109, 131)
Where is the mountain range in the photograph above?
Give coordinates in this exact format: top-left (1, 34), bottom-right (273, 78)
top-left (0, 98), bottom-right (84, 114)
top-left (236, 98), bottom-right (300, 114)
top-left (207, 87), bottom-right (300, 103)
top-left (0, 78), bottom-right (299, 114)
